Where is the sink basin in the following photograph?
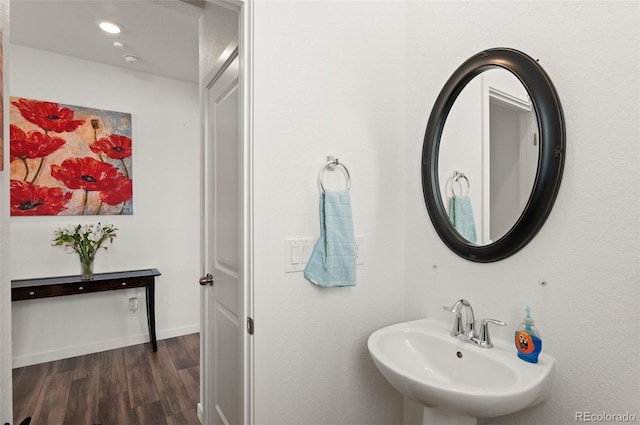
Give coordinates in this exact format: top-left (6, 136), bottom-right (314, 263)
top-left (367, 318), bottom-right (555, 418)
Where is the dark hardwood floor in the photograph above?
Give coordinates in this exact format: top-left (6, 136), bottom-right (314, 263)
top-left (12, 333), bottom-right (200, 425)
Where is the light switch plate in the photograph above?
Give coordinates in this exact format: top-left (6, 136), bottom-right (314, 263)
top-left (285, 238), bottom-right (315, 272)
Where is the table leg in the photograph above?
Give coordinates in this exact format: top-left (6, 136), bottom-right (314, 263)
top-left (146, 281), bottom-right (158, 352)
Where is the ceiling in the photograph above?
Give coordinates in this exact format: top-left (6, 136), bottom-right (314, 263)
top-left (10, 0), bottom-right (201, 84)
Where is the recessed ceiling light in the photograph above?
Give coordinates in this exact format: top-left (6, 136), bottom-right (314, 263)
top-left (113, 41), bottom-right (124, 48)
top-left (99, 21), bottom-right (121, 34)
top-left (123, 54), bottom-right (140, 64)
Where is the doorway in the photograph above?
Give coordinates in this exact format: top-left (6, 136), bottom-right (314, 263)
top-left (6, 2), bottom-right (252, 416)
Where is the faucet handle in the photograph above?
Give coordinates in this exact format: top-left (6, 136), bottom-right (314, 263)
top-left (478, 318), bottom-right (507, 349)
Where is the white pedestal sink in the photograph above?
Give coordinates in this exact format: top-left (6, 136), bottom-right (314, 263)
top-left (368, 318), bottom-right (556, 424)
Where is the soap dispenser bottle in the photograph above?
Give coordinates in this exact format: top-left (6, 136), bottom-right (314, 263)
top-left (514, 307), bottom-right (542, 363)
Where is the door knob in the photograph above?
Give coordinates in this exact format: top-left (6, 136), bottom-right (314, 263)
top-left (199, 273), bottom-right (214, 286)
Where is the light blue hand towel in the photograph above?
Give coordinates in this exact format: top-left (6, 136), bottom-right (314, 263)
top-left (304, 190), bottom-right (356, 287)
top-left (449, 196), bottom-right (477, 244)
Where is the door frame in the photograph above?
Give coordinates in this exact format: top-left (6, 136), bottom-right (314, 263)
top-left (1, 0), bottom-right (12, 421)
top-left (199, 0), bottom-right (253, 423)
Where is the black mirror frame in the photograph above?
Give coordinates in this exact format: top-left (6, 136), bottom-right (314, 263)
top-left (421, 48), bottom-right (565, 262)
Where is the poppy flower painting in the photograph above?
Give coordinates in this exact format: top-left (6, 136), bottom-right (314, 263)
top-left (10, 180), bottom-right (72, 216)
top-left (12, 98), bottom-right (85, 133)
top-left (10, 125), bottom-right (66, 161)
top-left (91, 134), bottom-right (132, 160)
top-left (9, 97), bottom-right (133, 215)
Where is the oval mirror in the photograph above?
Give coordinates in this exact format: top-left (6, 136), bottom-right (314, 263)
top-left (422, 48), bottom-right (565, 262)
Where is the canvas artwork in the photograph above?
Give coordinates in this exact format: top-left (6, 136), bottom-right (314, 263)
top-left (9, 97), bottom-right (133, 216)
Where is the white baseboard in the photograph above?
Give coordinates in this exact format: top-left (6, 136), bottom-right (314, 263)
top-left (12, 323), bottom-right (200, 368)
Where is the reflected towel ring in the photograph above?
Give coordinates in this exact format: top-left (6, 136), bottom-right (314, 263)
top-left (320, 157), bottom-right (351, 193)
top-left (452, 171), bottom-right (470, 198)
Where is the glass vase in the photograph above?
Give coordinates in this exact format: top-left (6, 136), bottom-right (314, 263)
top-left (80, 255), bottom-right (95, 280)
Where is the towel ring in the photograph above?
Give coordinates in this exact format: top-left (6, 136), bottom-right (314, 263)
top-left (320, 157), bottom-right (351, 193)
top-left (451, 171), bottom-right (470, 198)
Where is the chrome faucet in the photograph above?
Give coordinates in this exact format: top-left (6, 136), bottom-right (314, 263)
top-left (443, 299), bottom-right (476, 338)
top-left (443, 299), bottom-right (506, 349)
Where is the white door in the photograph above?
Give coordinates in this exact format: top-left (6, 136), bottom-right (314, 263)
top-left (201, 54), bottom-right (242, 425)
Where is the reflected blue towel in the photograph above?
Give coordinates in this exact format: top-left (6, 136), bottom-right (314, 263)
top-left (449, 196), bottom-right (477, 243)
top-left (304, 190), bottom-right (356, 287)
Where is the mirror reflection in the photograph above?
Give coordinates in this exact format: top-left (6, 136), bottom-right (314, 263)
top-left (438, 69), bottom-right (539, 245)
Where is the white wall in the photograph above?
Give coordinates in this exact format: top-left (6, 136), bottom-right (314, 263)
top-left (9, 46), bottom-right (200, 366)
top-left (405, 2), bottom-right (639, 424)
top-left (252, 2), bottom-right (406, 423)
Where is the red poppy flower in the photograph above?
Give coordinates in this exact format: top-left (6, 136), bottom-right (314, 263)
top-left (10, 180), bottom-right (72, 216)
top-left (50, 157), bottom-right (123, 192)
top-left (10, 125), bottom-right (66, 161)
top-left (11, 98), bottom-right (85, 133)
top-left (100, 177), bottom-right (133, 206)
top-left (90, 134), bottom-right (132, 159)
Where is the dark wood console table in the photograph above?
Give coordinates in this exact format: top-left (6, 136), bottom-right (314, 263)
top-left (11, 268), bottom-right (161, 352)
